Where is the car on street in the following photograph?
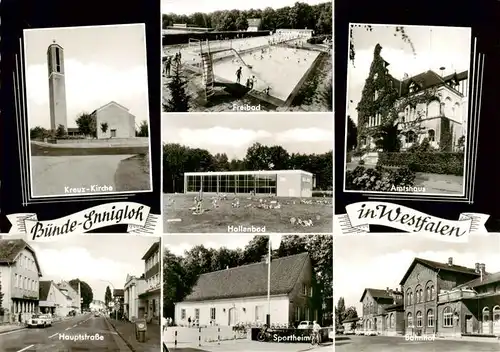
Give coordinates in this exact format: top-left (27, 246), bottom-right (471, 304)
top-left (344, 330), bottom-right (355, 335)
top-left (365, 330), bottom-right (377, 336)
top-left (27, 314), bottom-right (52, 328)
top-left (94, 312), bottom-right (100, 317)
top-left (355, 330), bottom-right (364, 335)
top-left (297, 321), bottom-right (313, 329)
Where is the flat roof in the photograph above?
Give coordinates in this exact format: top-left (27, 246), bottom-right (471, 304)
top-left (184, 170), bottom-right (313, 176)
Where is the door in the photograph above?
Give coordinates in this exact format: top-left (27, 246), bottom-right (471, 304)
top-left (493, 307), bottom-right (500, 335)
top-left (111, 129), bottom-right (117, 138)
top-left (465, 315), bottom-right (473, 334)
top-left (228, 308), bottom-right (237, 326)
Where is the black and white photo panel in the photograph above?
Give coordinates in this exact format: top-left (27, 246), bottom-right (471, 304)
top-left (162, 113), bottom-right (333, 234)
top-left (0, 233), bottom-right (161, 351)
top-left (334, 0), bottom-right (500, 234)
top-left (161, 0), bottom-right (333, 113)
top-left (0, 0), bottom-right (162, 234)
top-left (162, 233), bottom-right (334, 351)
top-left (334, 232), bottom-right (500, 351)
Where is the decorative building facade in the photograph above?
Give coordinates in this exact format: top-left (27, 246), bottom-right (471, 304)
top-left (357, 44), bottom-right (468, 154)
top-left (358, 257), bottom-right (500, 338)
top-left (124, 274), bottom-right (146, 321)
top-left (174, 253), bottom-right (320, 327)
top-left (0, 239), bottom-right (42, 323)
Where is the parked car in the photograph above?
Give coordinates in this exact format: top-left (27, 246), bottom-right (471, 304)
top-left (297, 321), bottom-right (313, 329)
top-left (27, 314), bottom-right (52, 328)
top-left (94, 312), bottom-right (100, 317)
top-left (344, 330), bottom-right (355, 335)
top-left (355, 330), bottom-right (364, 336)
top-left (336, 326), bottom-right (345, 334)
top-left (365, 330), bottom-right (377, 336)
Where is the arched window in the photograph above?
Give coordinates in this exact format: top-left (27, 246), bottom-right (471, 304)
top-left (407, 131), bottom-right (416, 144)
top-left (444, 97), bottom-right (453, 117)
top-left (416, 311), bottom-right (423, 327)
top-left (430, 286), bottom-right (434, 300)
top-left (420, 289), bottom-right (423, 302)
top-left (370, 302), bottom-right (374, 314)
top-left (407, 312), bottom-right (413, 327)
top-left (483, 307), bottom-right (490, 322)
top-left (406, 289), bottom-right (412, 305)
top-left (428, 100), bottom-right (440, 117)
top-left (390, 313), bottom-right (395, 328)
top-left (453, 102), bottom-right (460, 120)
top-left (443, 307), bottom-right (453, 327)
top-left (427, 309), bottom-right (434, 327)
top-left (426, 287), bottom-right (430, 301)
top-left (493, 306), bottom-right (500, 322)
top-left (428, 129), bottom-right (435, 142)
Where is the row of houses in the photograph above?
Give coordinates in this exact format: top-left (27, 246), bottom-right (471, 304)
top-left (120, 241), bottom-right (161, 324)
top-left (0, 239), bottom-right (81, 323)
top-left (350, 257), bottom-right (500, 338)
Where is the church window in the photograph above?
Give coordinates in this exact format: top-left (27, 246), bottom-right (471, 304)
top-left (55, 47), bottom-right (61, 73)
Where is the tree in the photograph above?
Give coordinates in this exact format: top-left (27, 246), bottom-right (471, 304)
top-left (104, 286), bottom-right (112, 307)
top-left (346, 116), bottom-right (357, 151)
top-left (69, 279), bottom-right (93, 310)
top-left (100, 122), bottom-right (109, 136)
top-left (75, 112), bottom-right (96, 138)
top-left (164, 61), bottom-right (189, 112)
top-left (30, 126), bottom-right (50, 140)
top-left (56, 124), bottom-right (67, 138)
top-left (336, 297), bottom-right (346, 325)
top-left (136, 120), bottom-right (149, 137)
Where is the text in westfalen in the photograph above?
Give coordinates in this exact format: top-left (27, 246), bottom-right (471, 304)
top-left (355, 203), bottom-right (466, 237)
top-left (30, 205), bottom-right (145, 240)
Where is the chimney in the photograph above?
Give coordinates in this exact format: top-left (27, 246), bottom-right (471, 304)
top-left (479, 263), bottom-right (486, 275)
top-left (395, 287), bottom-right (399, 292)
top-left (448, 257), bottom-right (453, 266)
top-left (386, 287), bottom-right (389, 291)
top-left (475, 263), bottom-right (480, 273)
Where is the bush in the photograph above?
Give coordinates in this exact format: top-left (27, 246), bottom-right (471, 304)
top-left (346, 152), bottom-right (352, 163)
top-left (312, 190), bottom-right (333, 197)
top-left (378, 152), bottom-right (464, 176)
top-left (345, 166), bottom-right (416, 191)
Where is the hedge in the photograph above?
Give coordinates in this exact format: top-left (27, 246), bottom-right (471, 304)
top-left (378, 152), bottom-right (464, 176)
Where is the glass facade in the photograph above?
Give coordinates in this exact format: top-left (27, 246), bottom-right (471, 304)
top-left (186, 173), bottom-right (277, 194)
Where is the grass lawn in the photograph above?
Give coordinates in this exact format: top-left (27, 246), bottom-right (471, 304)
top-left (31, 141), bottom-right (148, 156)
top-left (163, 193), bottom-right (333, 233)
top-left (114, 153), bottom-right (151, 192)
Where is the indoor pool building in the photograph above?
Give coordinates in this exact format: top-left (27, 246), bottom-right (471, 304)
top-left (183, 170), bottom-right (314, 198)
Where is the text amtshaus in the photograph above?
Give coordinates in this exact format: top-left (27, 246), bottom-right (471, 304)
top-left (356, 203), bottom-right (466, 236)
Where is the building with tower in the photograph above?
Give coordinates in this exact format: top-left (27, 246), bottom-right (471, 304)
top-left (47, 41), bottom-right (68, 131)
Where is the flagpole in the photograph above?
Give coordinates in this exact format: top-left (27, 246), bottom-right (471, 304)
top-left (266, 238), bottom-right (271, 327)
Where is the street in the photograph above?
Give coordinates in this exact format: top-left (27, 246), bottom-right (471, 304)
top-left (164, 339), bottom-right (333, 352)
top-left (336, 335), bottom-right (500, 352)
top-left (0, 313), bottom-right (132, 351)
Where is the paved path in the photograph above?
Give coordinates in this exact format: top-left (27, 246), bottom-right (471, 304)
top-left (31, 155), bottom-right (134, 197)
top-left (336, 335), bottom-right (500, 351)
top-left (0, 313), bottom-right (131, 351)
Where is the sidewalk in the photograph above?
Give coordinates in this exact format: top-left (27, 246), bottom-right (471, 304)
top-left (0, 323), bottom-right (25, 334)
top-left (109, 318), bottom-right (161, 352)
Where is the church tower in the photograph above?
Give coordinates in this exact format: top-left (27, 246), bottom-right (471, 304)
top-left (47, 40), bottom-right (67, 131)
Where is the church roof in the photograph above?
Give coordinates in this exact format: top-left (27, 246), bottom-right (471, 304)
top-left (90, 101), bottom-right (130, 116)
top-left (182, 252), bottom-right (310, 302)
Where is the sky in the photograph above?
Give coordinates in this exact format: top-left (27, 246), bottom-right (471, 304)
top-left (334, 233), bottom-right (500, 315)
top-left (24, 24), bottom-right (149, 129)
top-left (21, 234), bottom-right (159, 301)
top-left (347, 24), bottom-right (472, 124)
top-left (162, 0), bottom-right (328, 15)
top-left (162, 113), bottom-right (333, 159)
top-left (164, 234), bottom-right (283, 256)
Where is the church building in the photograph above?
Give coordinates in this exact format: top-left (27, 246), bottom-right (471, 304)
top-left (90, 101), bottom-right (136, 139)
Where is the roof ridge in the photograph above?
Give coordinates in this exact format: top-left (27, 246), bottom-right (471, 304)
top-left (197, 252), bottom-right (309, 276)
